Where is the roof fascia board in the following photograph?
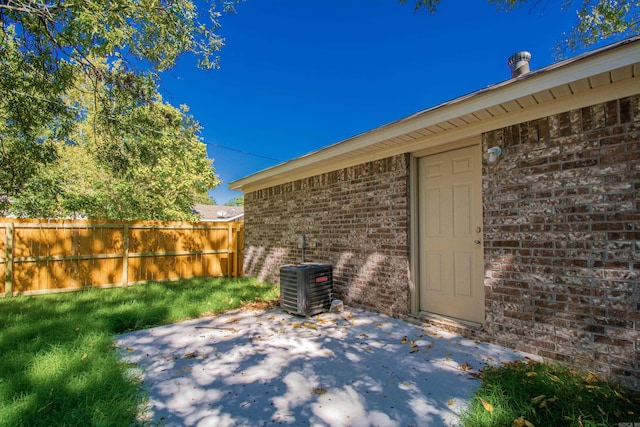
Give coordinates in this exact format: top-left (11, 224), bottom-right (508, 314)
top-left (231, 39), bottom-right (640, 191)
top-left (237, 75), bottom-right (639, 193)
top-left (390, 75), bottom-right (640, 156)
top-left (370, 41), bottom-right (638, 133)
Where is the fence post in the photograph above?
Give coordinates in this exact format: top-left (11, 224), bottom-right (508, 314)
top-left (232, 223), bottom-right (237, 278)
top-left (238, 223), bottom-right (244, 277)
top-left (227, 223), bottom-right (233, 278)
top-left (5, 222), bottom-right (14, 296)
top-left (233, 223), bottom-right (243, 278)
top-left (121, 224), bottom-right (129, 287)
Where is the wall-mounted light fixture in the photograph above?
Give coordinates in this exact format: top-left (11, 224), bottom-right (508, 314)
top-left (486, 146), bottom-right (502, 166)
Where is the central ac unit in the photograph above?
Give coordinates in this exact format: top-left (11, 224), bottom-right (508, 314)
top-left (280, 263), bottom-right (332, 316)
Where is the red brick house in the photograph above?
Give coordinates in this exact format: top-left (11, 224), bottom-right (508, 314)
top-left (230, 37), bottom-right (640, 389)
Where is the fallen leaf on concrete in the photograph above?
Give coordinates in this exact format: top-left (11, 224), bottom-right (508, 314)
top-left (195, 326), bottom-right (239, 332)
top-left (311, 387), bottom-right (328, 396)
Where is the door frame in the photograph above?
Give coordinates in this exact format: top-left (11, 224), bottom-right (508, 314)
top-left (408, 137), bottom-right (484, 325)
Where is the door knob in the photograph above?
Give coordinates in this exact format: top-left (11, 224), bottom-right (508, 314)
top-left (474, 239), bottom-right (482, 246)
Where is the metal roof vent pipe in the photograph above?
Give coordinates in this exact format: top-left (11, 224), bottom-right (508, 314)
top-left (508, 51), bottom-right (531, 78)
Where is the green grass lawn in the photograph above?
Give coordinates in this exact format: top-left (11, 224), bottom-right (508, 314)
top-left (0, 277), bottom-right (278, 427)
top-left (3, 279), bottom-right (639, 427)
top-left (462, 358), bottom-right (640, 427)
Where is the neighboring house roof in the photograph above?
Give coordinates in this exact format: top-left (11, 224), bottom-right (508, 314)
top-left (230, 36), bottom-right (640, 193)
top-left (192, 204), bottom-right (244, 222)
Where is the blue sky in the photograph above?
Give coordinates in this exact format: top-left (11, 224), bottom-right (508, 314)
top-left (158, 1), bottom-right (610, 204)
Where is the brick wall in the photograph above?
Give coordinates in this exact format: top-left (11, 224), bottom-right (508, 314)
top-left (243, 95), bottom-right (639, 389)
top-left (244, 154), bottom-right (411, 317)
top-left (482, 95), bottom-right (640, 390)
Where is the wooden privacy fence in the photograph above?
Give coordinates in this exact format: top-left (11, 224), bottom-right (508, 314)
top-left (0, 218), bottom-right (244, 296)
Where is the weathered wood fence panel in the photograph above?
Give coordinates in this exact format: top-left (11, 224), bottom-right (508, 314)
top-left (0, 219), bottom-right (244, 296)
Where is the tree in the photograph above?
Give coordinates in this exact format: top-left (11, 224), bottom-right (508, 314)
top-left (225, 195), bottom-right (244, 207)
top-left (0, 0), bottom-right (237, 205)
top-left (0, 25), bottom-right (73, 205)
top-left (9, 63), bottom-right (220, 220)
top-left (402, 0), bottom-right (640, 55)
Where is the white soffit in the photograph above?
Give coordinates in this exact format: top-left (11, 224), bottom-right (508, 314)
top-left (230, 37), bottom-right (640, 192)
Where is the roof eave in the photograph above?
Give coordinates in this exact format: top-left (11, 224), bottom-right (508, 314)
top-left (230, 36), bottom-right (640, 192)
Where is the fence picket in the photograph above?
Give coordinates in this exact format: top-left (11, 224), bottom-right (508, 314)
top-left (0, 219), bottom-right (243, 297)
top-left (122, 223), bottom-right (129, 288)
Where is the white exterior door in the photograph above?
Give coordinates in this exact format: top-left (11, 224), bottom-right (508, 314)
top-left (418, 145), bottom-right (484, 324)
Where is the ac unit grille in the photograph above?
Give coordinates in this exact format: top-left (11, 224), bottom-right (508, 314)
top-left (280, 263), bottom-right (332, 316)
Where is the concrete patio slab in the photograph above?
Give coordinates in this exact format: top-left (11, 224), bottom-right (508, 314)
top-left (116, 306), bottom-right (533, 426)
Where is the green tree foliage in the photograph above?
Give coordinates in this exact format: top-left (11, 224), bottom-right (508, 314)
top-left (0, 0), bottom-right (236, 214)
top-left (0, 25), bottom-right (73, 201)
top-left (402, 0), bottom-right (640, 55)
top-left (194, 193), bottom-right (217, 205)
top-left (225, 195), bottom-right (244, 206)
top-left (8, 64), bottom-right (220, 220)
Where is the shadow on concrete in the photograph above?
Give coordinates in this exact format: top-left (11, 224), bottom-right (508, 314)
top-left (117, 307), bottom-right (532, 427)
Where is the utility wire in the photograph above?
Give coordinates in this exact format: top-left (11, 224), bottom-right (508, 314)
top-left (207, 143), bottom-right (283, 162)
top-left (4, 87), bottom-right (284, 163)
